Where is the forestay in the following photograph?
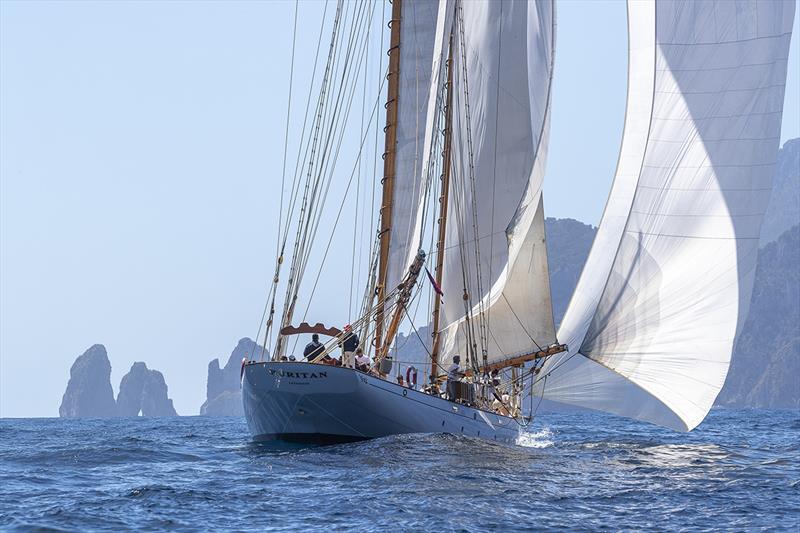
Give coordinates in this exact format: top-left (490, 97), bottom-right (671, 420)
top-left (537, 0), bottom-right (795, 431)
top-left (437, 0), bottom-right (558, 367)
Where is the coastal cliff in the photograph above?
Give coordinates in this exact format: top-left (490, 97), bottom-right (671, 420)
top-left (718, 225), bottom-right (800, 408)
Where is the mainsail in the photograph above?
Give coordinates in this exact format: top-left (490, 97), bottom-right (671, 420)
top-left (434, 0), bottom-right (558, 367)
top-left (537, 0), bottom-right (795, 431)
top-left (385, 0), bottom-right (440, 294)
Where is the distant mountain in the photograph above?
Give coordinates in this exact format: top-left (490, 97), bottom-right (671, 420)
top-left (718, 224), bottom-right (800, 408)
top-left (544, 217), bottom-right (596, 326)
top-left (59, 345), bottom-right (177, 417)
top-left (760, 138), bottom-right (800, 245)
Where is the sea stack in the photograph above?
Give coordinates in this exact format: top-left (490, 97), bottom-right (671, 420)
top-left (117, 362), bottom-right (178, 417)
top-left (59, 344), bottom-right (117, 417)
top-left (201, 337), bottom-right (263, 416)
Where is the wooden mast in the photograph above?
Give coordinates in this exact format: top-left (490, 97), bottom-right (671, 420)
top-left (429, 33), bottom-right (455, 384)
top-left (375, 0), bottom-right (402, 356)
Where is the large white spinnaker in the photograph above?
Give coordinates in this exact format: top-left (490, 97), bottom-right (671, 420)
top-left (431, 0), bottom-right (558, 368)
top-left (385, 0), bottom-right (441, 294)
top-left (537, 0), bottom-right (796, 431)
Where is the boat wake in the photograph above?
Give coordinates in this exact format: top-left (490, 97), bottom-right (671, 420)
top-left (516, 427), bottom-right (554, 448)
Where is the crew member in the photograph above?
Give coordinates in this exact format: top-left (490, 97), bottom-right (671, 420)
top-left (355, 347), bottom-right (370, 372)
top-left (340, 324), bottom-right (360, 369)
top-left (303, 333), bottom-right (324, 362)
top-left (488, 369), bottom-right (501, 402)
top-left (446, 355), bottom-right (464, 401)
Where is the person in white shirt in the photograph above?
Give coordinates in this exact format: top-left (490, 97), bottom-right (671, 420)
top-left (355, 348), bottom-right (370, 372)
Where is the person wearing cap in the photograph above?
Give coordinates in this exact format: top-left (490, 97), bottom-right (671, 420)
top-left (303, 333), bottom-right (324, 362)
top-left (339, 325), bottom-right (359, 369)
top-left (446, 355), bottom-right (465, 401)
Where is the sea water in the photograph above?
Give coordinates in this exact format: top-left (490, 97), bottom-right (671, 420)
top-left (1, 409), bottom-right (797, 531)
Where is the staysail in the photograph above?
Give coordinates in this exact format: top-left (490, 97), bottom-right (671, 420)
top-left (434, 0), bottom-right (558, 367)
top-left (537, 0), bottom-right (795, 431)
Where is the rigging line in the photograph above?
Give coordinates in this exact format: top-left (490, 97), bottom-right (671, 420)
top-left (291, 0), bottom-right (361, 277)
top-left (278, 0), bottom-right (300, 261)
top-left (501, 294), bottom-right (543, 352)
top-left (486, 0), bottom-right (502, 339)
top-left (288, 1), bottom-right (378, 355)
top-left (350, 1), bottom-right (374, 321)
top-left (253, 0), bottom-right (306, 360)
top-left (296, 73), bottom-right (388, 325)
top-left (294, 0), bottom-right (372, 276)
top-left (296, 22), bottom-right (378, 330)
top-left (276, 0), bottom-right (345, 355)
top-left (279, 0), bottom-right (332, 251)
top-left (400, 301), bottom-right (450, 378)
top-left (284, 0), bottom-right (368, 298)
top-left (353, 5), bottom-right (373, 323)
top-left (281, 0), bottom-right (374, 358)
top-left (303, 0), bottom-right (375, 268)
top-left (456, 2), bottom-right (489, 369)
top-left (357, 0), bottom-right (384, 330)
top-left (365, 0), bottom-right (385, 321)
top-left (450, 70), bottom-right (479, 372)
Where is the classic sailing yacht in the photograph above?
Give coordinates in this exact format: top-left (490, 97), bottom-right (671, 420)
top-left (242, 0), bottom-right (795, 443)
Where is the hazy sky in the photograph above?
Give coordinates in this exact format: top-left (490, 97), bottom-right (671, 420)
top-left (1, 0), bottom-right (798, 418)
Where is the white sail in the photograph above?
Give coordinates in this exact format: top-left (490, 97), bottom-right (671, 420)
top-left (537, 0), bottom-right (795, 431)
top-left (437, 0), bottom-right (558, 366)
top-left (385, 0), bottom-right (441, 294)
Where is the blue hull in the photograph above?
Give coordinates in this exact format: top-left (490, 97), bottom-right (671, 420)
top-left (242, 362), bottom-right (520, 445)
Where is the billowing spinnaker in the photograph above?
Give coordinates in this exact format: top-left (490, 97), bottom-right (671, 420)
top-left (385, 0), bottom-right (440, 294)
top-left (437, 0), bottom-right (558, 367)
top-left (538, 0), bottom-right (795, 431)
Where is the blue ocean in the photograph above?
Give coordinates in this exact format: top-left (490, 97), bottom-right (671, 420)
top-left (1, 409), bottom-right (798, 531)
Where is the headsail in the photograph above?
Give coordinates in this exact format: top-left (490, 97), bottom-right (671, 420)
top-left (434, 0), bottom-right (558, 368)
top-left (537, 0), bottom-right (795, 431)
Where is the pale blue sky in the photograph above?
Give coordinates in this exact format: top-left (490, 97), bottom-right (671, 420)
top-left (1, 0), bottom-right (797, 417)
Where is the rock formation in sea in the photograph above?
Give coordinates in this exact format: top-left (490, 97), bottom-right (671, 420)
top-left (201, 337), bottom-right (264, 416)
top-left (117, 362), bottom-right (178, 416)
top-left (59, 344), bottom-right (117, 418)
top-left (60, 346), bottom-right (178, 417)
